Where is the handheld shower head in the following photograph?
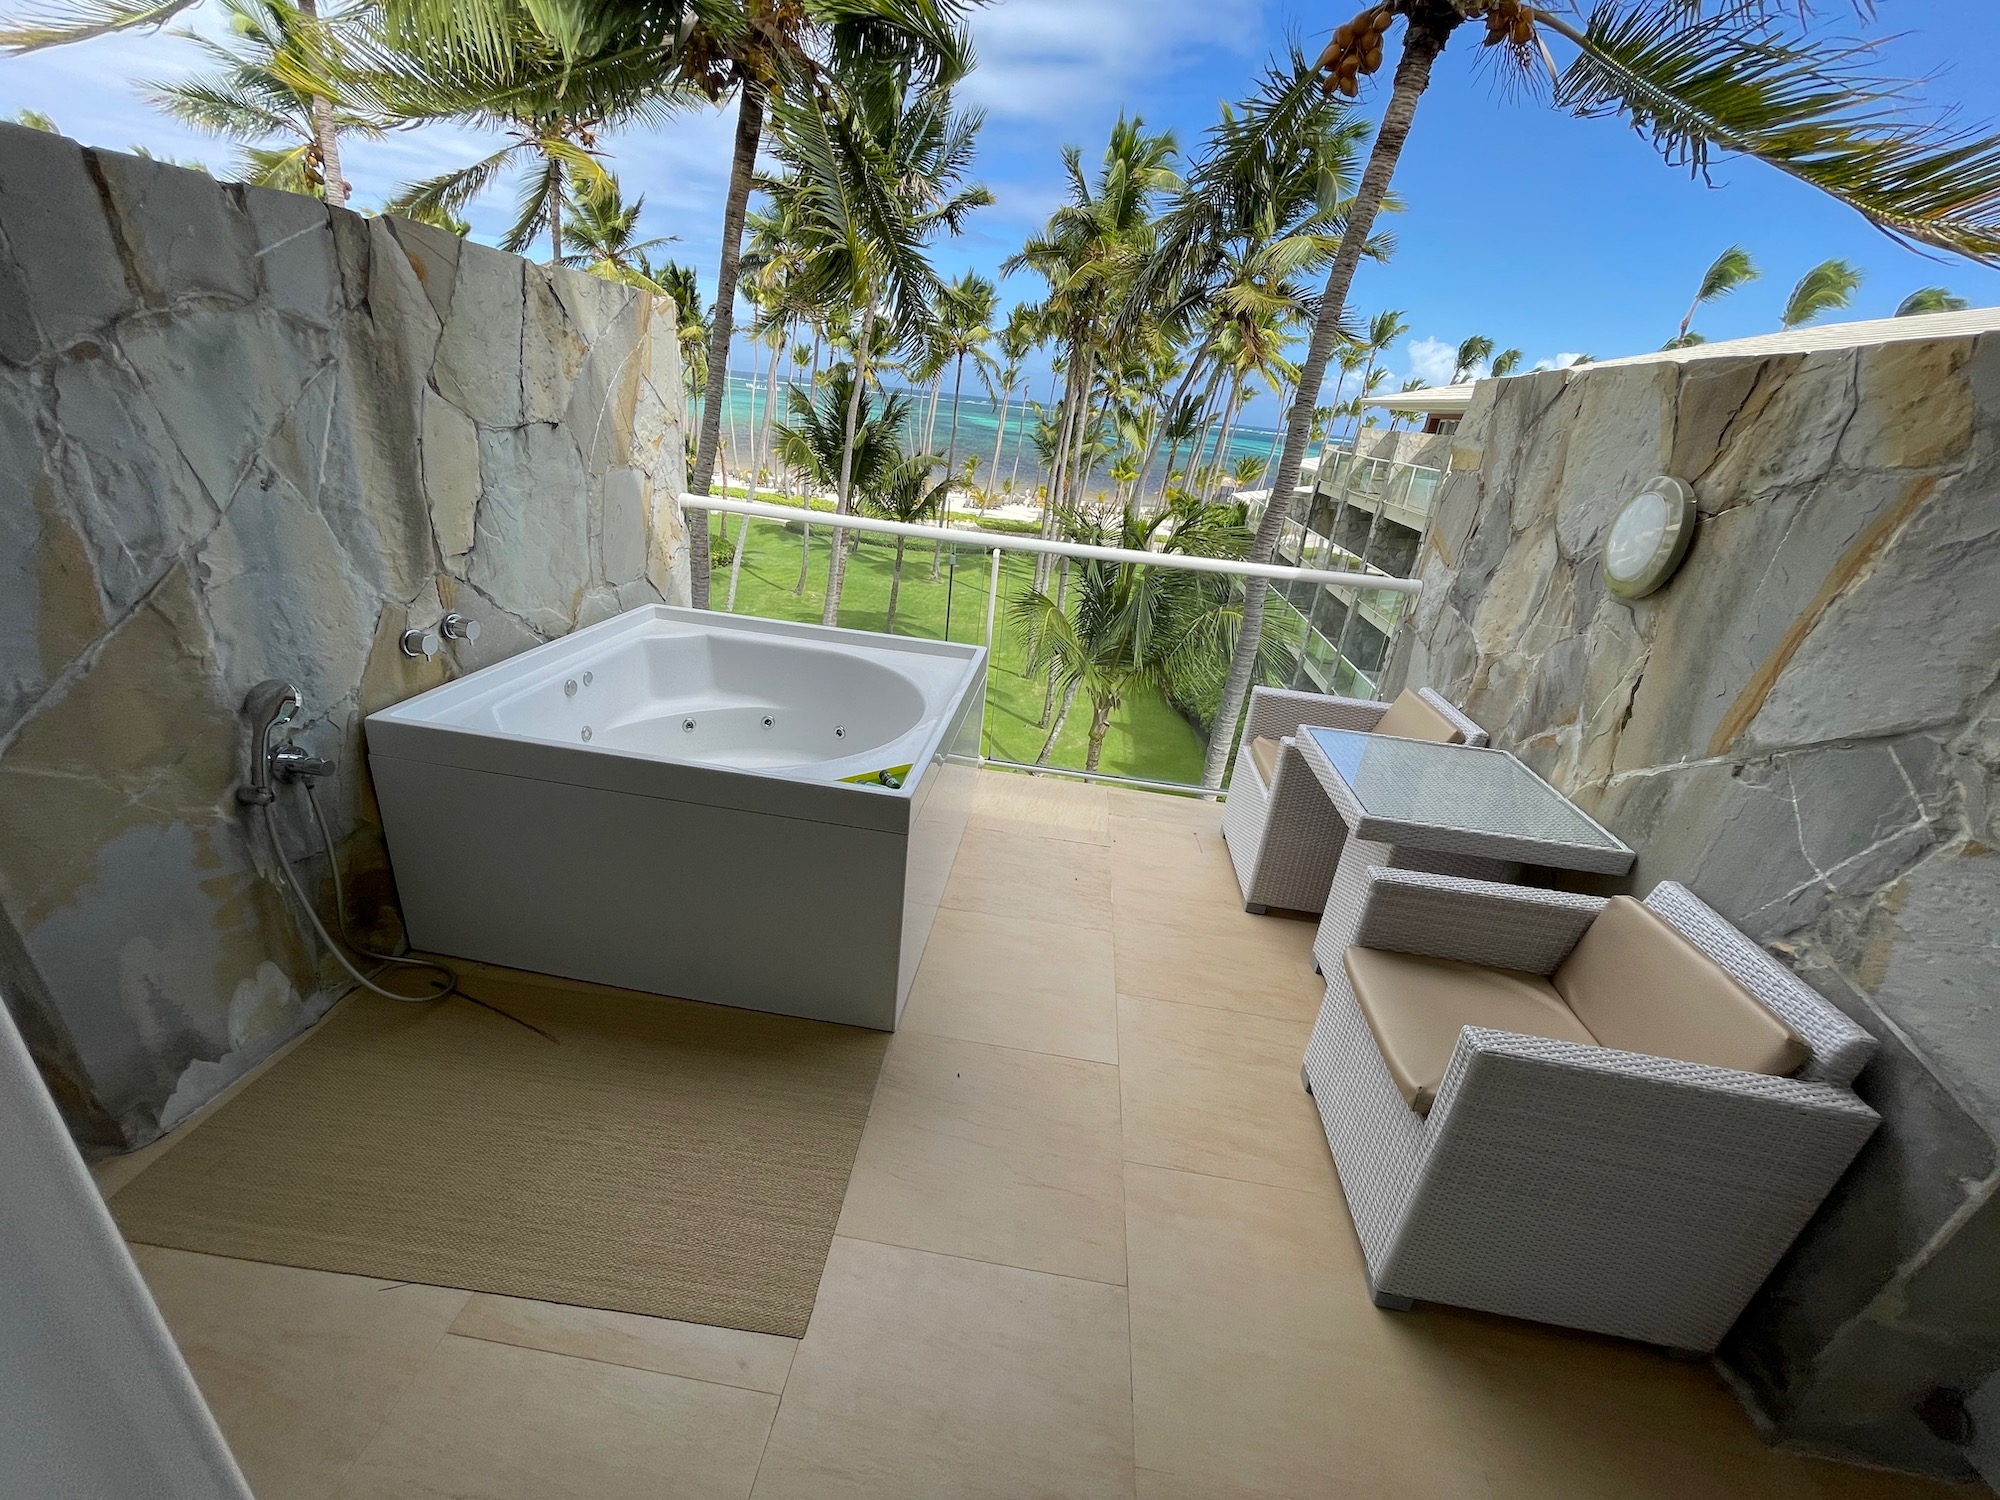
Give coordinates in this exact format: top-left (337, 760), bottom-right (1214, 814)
top-left (238, 681), bottom-right (304, 804)
top-left (245, 680), bottom-right (302, 732)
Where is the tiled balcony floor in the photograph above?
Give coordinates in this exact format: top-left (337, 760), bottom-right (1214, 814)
top-left (98, 771), bottom-right (1970, 1499)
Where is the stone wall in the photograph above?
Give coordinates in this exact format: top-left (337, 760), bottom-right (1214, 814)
top-left (1386, 322), bottom-right (2000, 1480)
top-left (0, 125), bottom-right (690, 1155)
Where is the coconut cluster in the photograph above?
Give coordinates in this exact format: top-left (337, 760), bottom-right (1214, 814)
top-left (1481, 0), bottom-right (1537, 48)
top-left (1313, 6), bottom-right (1393, 99)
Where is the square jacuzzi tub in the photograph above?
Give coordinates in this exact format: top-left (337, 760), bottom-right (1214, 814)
top-left (366, 606), bottom-right (986, 1030)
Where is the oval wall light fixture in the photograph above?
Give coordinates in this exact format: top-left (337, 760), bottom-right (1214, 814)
top-left (1604, 476), bottom-right (1697, 599)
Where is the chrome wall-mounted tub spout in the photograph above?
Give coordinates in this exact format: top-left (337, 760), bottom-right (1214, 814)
top-left (235, 680), bottom-right (455, 1006)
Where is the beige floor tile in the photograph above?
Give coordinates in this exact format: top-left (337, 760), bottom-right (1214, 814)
top-left (1124, 1163), bottom-right (1492, 1499)
top-left (750, 1237), bottom-right (1134, 1500)
top-left (969, 769), bottom-right (1111, 844)
top-left (450, 1294), bottom-right (795, 1393)
top-left (131, 1246), bottom-right (470, 1500)
top-left (1112, 906), bottom-right (1322, 1021)
top-left (1107, 815), bottom-right (1244, 910)
top-left (1117, 996), bottom-right (1335, 1196)
top-left (837, 1031), bottom-right (1127, 1284)
top-left (1136, 1469), bottom-right (1288, 1500)
top-left (942, 823), bottom-right (1114, 930)
top-left (329, 1333), bottom-right (775, 1500)
top-left (1105, 786), bottom-right (1224, 832)
top-left (901, 905), bottom-right (1119, 1063)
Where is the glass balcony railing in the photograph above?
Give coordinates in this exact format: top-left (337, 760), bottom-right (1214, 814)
top-left (693, 494), bottom-right (1421, 794)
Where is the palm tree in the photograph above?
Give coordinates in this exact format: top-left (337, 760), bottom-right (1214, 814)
top-left (1201, 0), bottom-right (2000, 791)
top-left (764, 54), bottom-right (989, 626)
top-left (773, 362), bottom-right (908, 605)
top-left (1007, 117), bottom-right (1183, 591)
top-left (928, 269), bottom-right (998, 570)
top-left (661, 0), bottom-right (975, 605)
top-left (562, 173), bottom-right (676, 282)
top-left (1782, 258), bottom-right (1864, 329)
top-left (1012, 498), bottom-right (1287, 772)
top-left (1897, 287), bottom-right (1970, 316)
top-left (1352, 309), bottom-right (1408, 436)
top-left (864, 449), bottom-right (951, 630)
top-left (1667, 244), bottom-right (1758, 348)
top-left (981, 311), bottom-right (1035, 506)
top-left (340, 13), bottom-right (693, 264)
top-left (933, 271), bottom-right (998, 504)
top-left (1489, 347), bottom-right (1524, 376)
top-left (140, 0), bottom-right (383, 199)
top-left (6, 0), bottom-right (355, 203)
top-left (1449, 333), bottom-right (1493, 383)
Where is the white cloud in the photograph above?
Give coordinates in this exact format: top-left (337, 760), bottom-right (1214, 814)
top-left (962, 0), bottom-right (1256, 123)
top-left (1404, 336), bottom-right (1458, 388)
top-left (1529, 351), bottom-right (1592, 372)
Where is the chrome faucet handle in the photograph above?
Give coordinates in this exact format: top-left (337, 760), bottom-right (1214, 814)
top-left (440, 612), bottom-right (481, 643)
top-left (400, 627), bottom-right (441, 661)
top-left (271, 743), bottom-right (336, 783)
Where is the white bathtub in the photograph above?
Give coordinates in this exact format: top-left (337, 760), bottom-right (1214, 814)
top-left (365, 606), bottom-right (986, 1029)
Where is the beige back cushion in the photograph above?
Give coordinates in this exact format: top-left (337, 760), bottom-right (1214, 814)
top-left (1247, 735), bottom-right (1283, 787)
top-left (1371, 689), bottom-right (1465, 744)
top-left (1552, 896), bottom-right (1809, 1077)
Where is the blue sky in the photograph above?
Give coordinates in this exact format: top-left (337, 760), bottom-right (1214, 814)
top-left (6, 0), bottom-right (2000, 409)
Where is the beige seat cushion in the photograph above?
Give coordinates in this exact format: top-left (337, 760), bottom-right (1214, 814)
top-left (1553, 896), bottom-right (1809, 1078)
top-left (1344, 946), bottom-right (1597, 1115)
top-left (1247, 735), bottom-right (1283, 787)
top-left (1370, 688), bottom-right (1466, 744)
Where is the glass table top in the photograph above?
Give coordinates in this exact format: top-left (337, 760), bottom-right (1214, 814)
top-left (1302, 726), bottom-right (1629, 852)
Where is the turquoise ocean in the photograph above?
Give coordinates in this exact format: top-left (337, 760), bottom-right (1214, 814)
top-left (711, 369), bottom-right (1287, 497)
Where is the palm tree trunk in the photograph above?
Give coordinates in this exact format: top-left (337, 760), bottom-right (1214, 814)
top-left (1085, 697), bottom-right (1113, 773)
top-left (1206, 371), bottom-right (1243, 502)
top-left (1258, 380), bottom-right (1292, 488)
top-left (294, 0), bottom-right (345, 208)
top-left (548, 156), bottom-right (563, 266)
top-left (759, 326), bottom-right (784, 494)
top-left (1035, 679), bottom-right (1080, 765)
top-left (886, 537), bottom-right (906, 632)
top-left (1199, 19), bottom-right (1451, 792)
top-left (1036, 559), bottom-right (1071, 727)
top-left (933, 353), bottom-right (967, 580)
top-left (1035, 359), bottom-right (1082, 595)
top-left (689, 80), bottom-right (766, 608)
top-left (822, 297), bottom-right (876, 628)
top-left (987, 378), bottom-right (1012, 508)
top-left (1008, 379), bottom-right (1033, 495)
top-left (1137, 338), bottom-right (1215, 507)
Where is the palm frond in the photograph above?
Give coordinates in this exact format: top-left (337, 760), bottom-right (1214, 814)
top-left (1895, 286), bottom-right (1968, 316)
top-left (1549, 3), bottom-right (2000, 262)
top-left (386, 142), bottom-right (521, 221)
top-left (1782, 256), bottom-right (1863, 326)
top-left (0, 0), bottom-right (196, 52)
top-left (1696, 243), bottom-right (1759, 302)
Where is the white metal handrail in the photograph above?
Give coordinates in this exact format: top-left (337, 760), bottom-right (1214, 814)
top-left (685, 491), bottom-right (1424, 794)
top-left (682, 495), bottom-right (1424, 594)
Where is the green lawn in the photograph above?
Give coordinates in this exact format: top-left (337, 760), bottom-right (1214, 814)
top-left (708, 515), bottom-right (1209, 784)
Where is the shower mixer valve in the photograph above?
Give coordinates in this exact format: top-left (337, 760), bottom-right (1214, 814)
top-left (237, 680), bottom-right (335, 804)
top-left (401, 613), bottom-right (479, 659)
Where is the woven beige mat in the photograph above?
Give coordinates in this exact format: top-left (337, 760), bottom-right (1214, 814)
top-left (111, 973), bottom-right (889, 1338)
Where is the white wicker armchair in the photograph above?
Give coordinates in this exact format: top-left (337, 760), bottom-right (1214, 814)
top-left (1221, 686), bottom-right (1486, 914)
top-left (1303, 868), bottom-right (1881, 1352)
